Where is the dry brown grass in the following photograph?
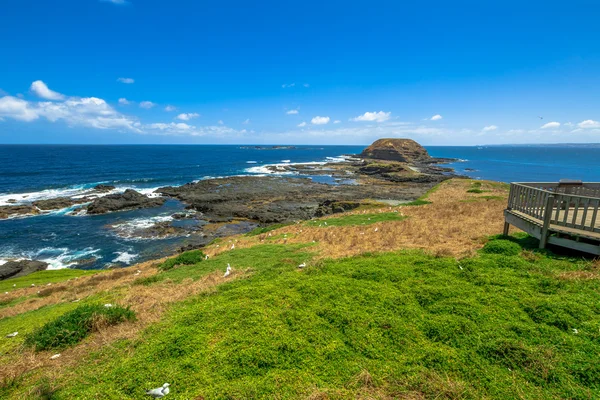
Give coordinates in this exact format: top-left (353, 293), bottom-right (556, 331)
top-left (205, 179), bottom-right (509, 260)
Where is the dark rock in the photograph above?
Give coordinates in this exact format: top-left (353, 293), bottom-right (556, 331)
top-left (33, 197), bottom-right (84, 211)
top-left (0, 260), bottom-right (48, 280)
top-left (7, 199), bottom-right (17, 204)
top-left (86, 189), bottom-right (166, 215)
top-left (360, 138), bottom-right (432, 163)
top-left (314, 200), bottom-right (361, 217)
top-left (0, 205), bottom-right (40, 219)
top-left (92, 184), bottom-right (116, 193)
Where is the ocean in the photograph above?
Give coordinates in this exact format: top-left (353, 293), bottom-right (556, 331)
top-left (1, 144), bottom-right (598, 270)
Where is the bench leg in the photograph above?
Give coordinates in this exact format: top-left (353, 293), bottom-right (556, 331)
top-left (503, 222), bottom-right (510, 236)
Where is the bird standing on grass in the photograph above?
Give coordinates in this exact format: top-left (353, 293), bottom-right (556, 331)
top-left (298, 262), bottom-right (306, 268)
top-left (6, 332), bottom-right (18, 338)
top-left (146, 383), bottom-right (170, 398)
top-left (224, 264), bottom-right (232, 277)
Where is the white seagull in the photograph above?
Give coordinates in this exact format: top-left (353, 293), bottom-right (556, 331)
top-left (231, 243), bottom-right (235, 250)
top-left (205, 255), bottom-right (209, 260)
top-left (224, 264), bottom-right (232, 277)
top-left (146, 383), bottom-right (170, 398)
top-left (50, 354), bottom-right (61, 360)
top-left (6, 332), bottom-right (18, 338)
top-left (298, 263), bottom-right (307, 269)
top-left (104, 303), bottom-right (113, 308)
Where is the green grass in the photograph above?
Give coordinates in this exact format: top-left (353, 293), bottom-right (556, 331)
top-left (7, 238), bottom-right (598, 399)
top-left (24, 304), bottom-right (136, 351)
top-left (0, 268), bottom-right (96, 293)
top-left (467, 188), bottom-right (485, 193)
top-left (402, 199), bottom-right (432, 206)
top-left (305, 212), bottom-right (406, 227)
top-left (159, 249), bottom-right (206, 271)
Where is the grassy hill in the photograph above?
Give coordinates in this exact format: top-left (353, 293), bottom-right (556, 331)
top-left (1, 180), bottom-right (599, 399)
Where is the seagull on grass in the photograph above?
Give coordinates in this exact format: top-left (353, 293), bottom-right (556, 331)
top-left (146, 383), bottom-right (170, 398)
top-left (6, 332), bottom-right (18, 338)
top-left (50, 354), bottom-right (61, 360)
top-left (224, 264), bottom-right (232, 277)
top-left (298, 262), bottom-right (307, 269)
top-left (231, 243), bottom-right (235, 250)
top-left (104, 303), bottom-right (113, 308)
top-left (205, 255), bottom-right (209, 260)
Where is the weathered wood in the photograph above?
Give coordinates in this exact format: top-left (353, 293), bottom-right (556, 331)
top-left (539, 195), bottom-right (555, 249)
top-left (505, 183), bottom-right (600, 255)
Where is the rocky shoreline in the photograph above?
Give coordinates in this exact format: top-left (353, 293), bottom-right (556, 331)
top-left (0, 139), bottom-right (462, 279)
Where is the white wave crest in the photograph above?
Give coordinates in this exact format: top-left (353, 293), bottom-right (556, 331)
top-left (111, 215), bottom-right (174, 239)
top-left (112, 251), bottom-right (138, 264)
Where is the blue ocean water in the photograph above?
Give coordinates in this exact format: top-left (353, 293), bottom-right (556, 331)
top-left (0, 144), bottom-right (598, 270)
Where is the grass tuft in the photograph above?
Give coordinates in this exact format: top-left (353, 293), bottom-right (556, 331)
top-left (159, 249), bottom-right (205, 271)
top-left (481, 239), bottom-right (522, 256)
top-left (24, 304), bottom-right (135, 351)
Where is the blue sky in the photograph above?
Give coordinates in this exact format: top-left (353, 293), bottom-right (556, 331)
top-left (1, 0), bottom-right (599, 145)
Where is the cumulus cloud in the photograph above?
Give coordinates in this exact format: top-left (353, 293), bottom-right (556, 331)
top-left (118, 98), bottom-right (131, 105)
top-left (117, 77), bottom-right (135, 84)
top-left (286, 109), bottom-right (299, 115)
top-left (139, 101), bottom-right (155, 109)
top-left (0, 96), bottom-right (40, 121)
top-left (176, 112), bottom-right (200, 121)
top-left (578, 120), bottom-right (600, 129)
top-left (164, 105), bottom-right (177, 112)
top-left (30, 81), bottom-right (65, 100)
top-left (298, 122), bottom-right (307, 127)
top-left (483, 125), bottom-right (498, 132)
top-left (430, 114), bottom-right (443, 121)
top-left (541, 121), bottom-right (560, 129)
top-left (351, 111), bottom-right (391, 123)
top-left (311, 116), bottom-right (330, 125)
top-left (0, 80), bottom-right (141, 132)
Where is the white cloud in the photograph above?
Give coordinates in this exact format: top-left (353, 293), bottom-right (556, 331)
top-left (311, 116), bottom-right (330, 125)
top-left (118, 98), bottom-right (131, 105)
top-left (139, 101), bottom-right (155, 109)
top-left (282, 83), bottom-right (295, 88)
top-left (483, 125), bottom-right (498, 132)
top-left (286, 109), bottom-right (299, 115)
top-left (298, 122), bottom-right (307, 127)
top-left (430, 114), bottom-right (443, 121)
top-left (176, 112), bottom-right (200, 121)
top-left (30, 80), bottom-right (65, 100)
top-left (541, 121), bottom-right (560, 129)
top-left (578, 120), bottom-right (600, 129)
top-left (144, 122), bottom-right (244, 137)
top-left (243, 118), bottom-right (251, 124)
top-left (164, 105), bottom-right (177, 112)
top-left (0, 96), bottom-right (40, 121)
top-left (117, 77), bottom-right (135, 84)
top-left (333, 120), bottom-right (341, 124)
top-left (351, 111), bottom-right (391, 123)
